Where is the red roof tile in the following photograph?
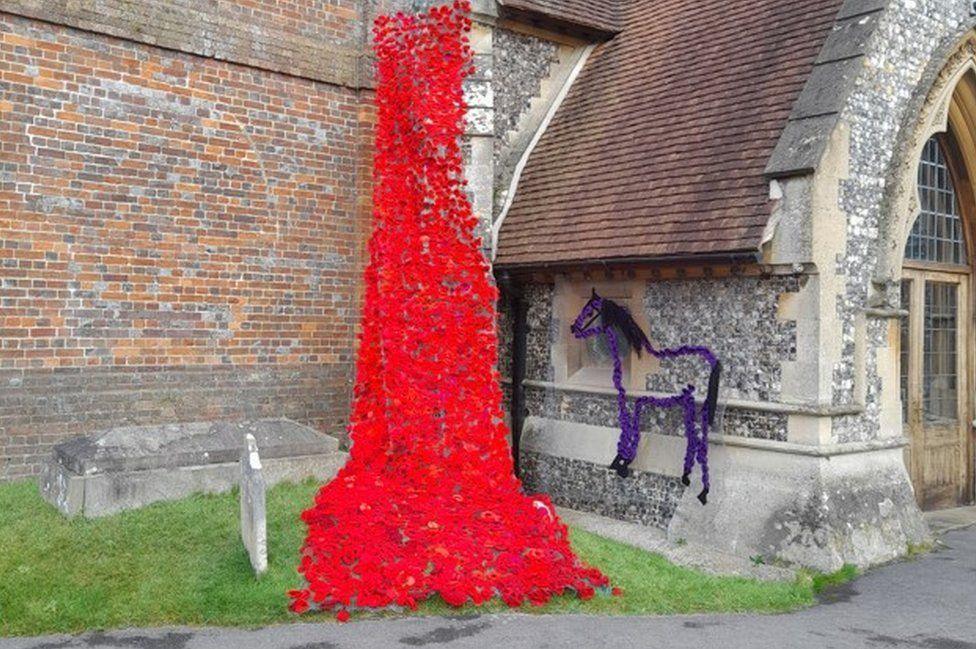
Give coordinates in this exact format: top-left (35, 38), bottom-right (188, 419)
top-left (495, 0), bottom-right (845, 267)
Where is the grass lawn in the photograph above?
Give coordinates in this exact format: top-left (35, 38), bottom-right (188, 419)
top-left (0, 479), bottom-right (836, 636)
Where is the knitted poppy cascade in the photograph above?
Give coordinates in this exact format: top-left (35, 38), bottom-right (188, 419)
top-left (288, 1), bottom-right (609, 619)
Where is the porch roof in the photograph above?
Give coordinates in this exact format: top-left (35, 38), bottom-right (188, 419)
top-left (494, 0), bottom-right (846, 267)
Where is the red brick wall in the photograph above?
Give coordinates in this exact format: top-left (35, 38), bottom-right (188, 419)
top-left (0, 11), bottom-right (378, 479)
top-left (3, 0), bottom-right (370, 88)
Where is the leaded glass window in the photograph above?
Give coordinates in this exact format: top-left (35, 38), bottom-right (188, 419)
top-left (585, 325), bottom-right (631, 368)
top-left (905, 137), bottom-right (967, 265)
top-left (923, 281), bottom-right (959, 424)
top-left (900, 280), bottom-right (911, 423)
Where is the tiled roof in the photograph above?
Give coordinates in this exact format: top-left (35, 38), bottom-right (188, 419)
top-left (497, 0), bottom-right (622, 34)
top-left (495, 0), bottom-right (846, 267)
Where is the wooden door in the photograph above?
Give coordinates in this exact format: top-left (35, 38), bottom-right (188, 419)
top-left (901, 268), bottom-right (972, 509)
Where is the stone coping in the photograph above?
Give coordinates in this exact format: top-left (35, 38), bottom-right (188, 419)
top-left (53, 418), bottom-right (337, 476)
top-left (521, 379), bottom-right (864, 417)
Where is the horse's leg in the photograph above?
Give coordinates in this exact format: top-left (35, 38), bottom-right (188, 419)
top-left (606, 328), bottom-right (637, 478)
top-left (611, 400), bottom-right (644, 478)
top-left (695, 401), bottom-right (711, 505)
top-left (679, 387), bottom-right (698, 487)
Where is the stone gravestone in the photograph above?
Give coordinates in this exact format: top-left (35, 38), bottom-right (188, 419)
top-left (240, 434), bottom-right (268, 576)
top-left (41, 418), bottom-right (347, 517)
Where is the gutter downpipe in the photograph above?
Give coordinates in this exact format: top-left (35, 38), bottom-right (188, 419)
top-left (498, 271), bottom-right (528, 477)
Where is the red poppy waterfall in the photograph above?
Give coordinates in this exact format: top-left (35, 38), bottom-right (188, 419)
top-left (287, 2), bottom-right (609, 618)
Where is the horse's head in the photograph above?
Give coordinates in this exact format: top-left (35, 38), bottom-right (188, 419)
top-left (570, 288), bottom-right (652, 356)
top-left (570, 289), bottom-right (604, 340)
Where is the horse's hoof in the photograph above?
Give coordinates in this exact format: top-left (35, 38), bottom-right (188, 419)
top-left (609, 455), bottom-right (632, 479)
top-left (681, 473), bottom-right (690, 487)
top-left (697, 489), bottom-right (709, 506)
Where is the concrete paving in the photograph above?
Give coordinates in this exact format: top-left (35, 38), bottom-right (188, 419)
top-left (925, 504), bottom-right (976, 536)
top-left (2, 525), bottom-right (973, 649)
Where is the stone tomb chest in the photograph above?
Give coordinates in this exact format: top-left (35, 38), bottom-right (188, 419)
top-left (41, 418), bottom-right (346, 517)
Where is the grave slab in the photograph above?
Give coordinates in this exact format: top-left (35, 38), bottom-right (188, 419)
top-left (40, 418), bottom-right (346, 518)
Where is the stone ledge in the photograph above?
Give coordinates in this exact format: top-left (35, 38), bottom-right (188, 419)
top-left (522, 379), bottom-right (864, 417)
top-left (52, 419), bottom-right (338, 476)
top-left (522, 415), bottom-right (929, 570)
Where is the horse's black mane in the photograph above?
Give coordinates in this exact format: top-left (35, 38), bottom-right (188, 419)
top-left (599, 298), bottom-right (651, 357)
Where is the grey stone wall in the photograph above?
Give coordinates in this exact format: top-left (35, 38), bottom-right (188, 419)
top-left (513, 273), bottom-right (800, 490)
top-left (832, 317), bottom-right (888, 443)
top-left (496, 297), bottom-right (513, 379)
top-left (492, 28), bottom-right (559, 161)
top-left (515, 275), bottom-right (800, 435)
top-left (525, 283), bottom-right (557, 382)
top-left (643, 276), bottom-right (801, 402)
top-left (521, 450), bottom-right (685, 529)
top-left (491, 27), bottom-right (559, 213)
top-left (509, 274), bottom-right (796, 528)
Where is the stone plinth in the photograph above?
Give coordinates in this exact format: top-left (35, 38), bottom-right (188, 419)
top-left (40, 418), bottom-right (347, 518)
top-left (240, 434), bottom-right (268, 576)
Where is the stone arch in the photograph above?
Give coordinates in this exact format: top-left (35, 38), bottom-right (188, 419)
top-left (873, 31), bottom-right (976, 306)
top-left (869, 30), bottom-right (976, 510)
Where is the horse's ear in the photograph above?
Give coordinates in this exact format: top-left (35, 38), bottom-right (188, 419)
top-left (591, 287), bottom-right (598, 299)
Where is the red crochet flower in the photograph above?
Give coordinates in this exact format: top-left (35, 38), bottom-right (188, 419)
top-left (288, 0), bottom-right (609, 617)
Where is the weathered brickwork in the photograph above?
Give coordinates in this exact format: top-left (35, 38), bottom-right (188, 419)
top-left (520, 450), bottom-right (685, 529)
top-left (832, 1), bottom-right (971, 441)
top-left (0, 365), bottom-right (349, 477)
top-left (0, 13), bottom-right (375, 478)
top-left (1, 0), bottom-right (420, 89)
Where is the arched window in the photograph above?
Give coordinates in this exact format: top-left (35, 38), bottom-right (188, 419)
top-left (905, 137), bottom-right (967, 265)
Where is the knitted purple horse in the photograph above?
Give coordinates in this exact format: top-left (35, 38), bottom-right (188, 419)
top-left (570, 290), bottom-right (720, 505)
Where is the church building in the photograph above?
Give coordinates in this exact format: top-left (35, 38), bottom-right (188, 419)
top-left (2, 0), bottom-right (975, 569)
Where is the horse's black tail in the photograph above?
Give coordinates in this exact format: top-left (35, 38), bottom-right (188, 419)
top-left (705, 360), bottom-right (721, 426)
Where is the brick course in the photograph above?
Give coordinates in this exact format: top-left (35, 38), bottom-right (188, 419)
top-left (3, 0), bottom-right (369, 88)
top-left (0, 11), bottom-right (377, 479)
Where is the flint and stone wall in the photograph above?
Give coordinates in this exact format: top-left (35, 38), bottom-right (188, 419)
top-left (505, 0), bottom-right (962, 568)
top-left (490, 23), bottom-right (583, 222)
top-left (513, 274), bottom-right (800, 529)
top-left (491, 27), bottom-right (558, 196)
top-left (831, 0), bottom-right (973, 443)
